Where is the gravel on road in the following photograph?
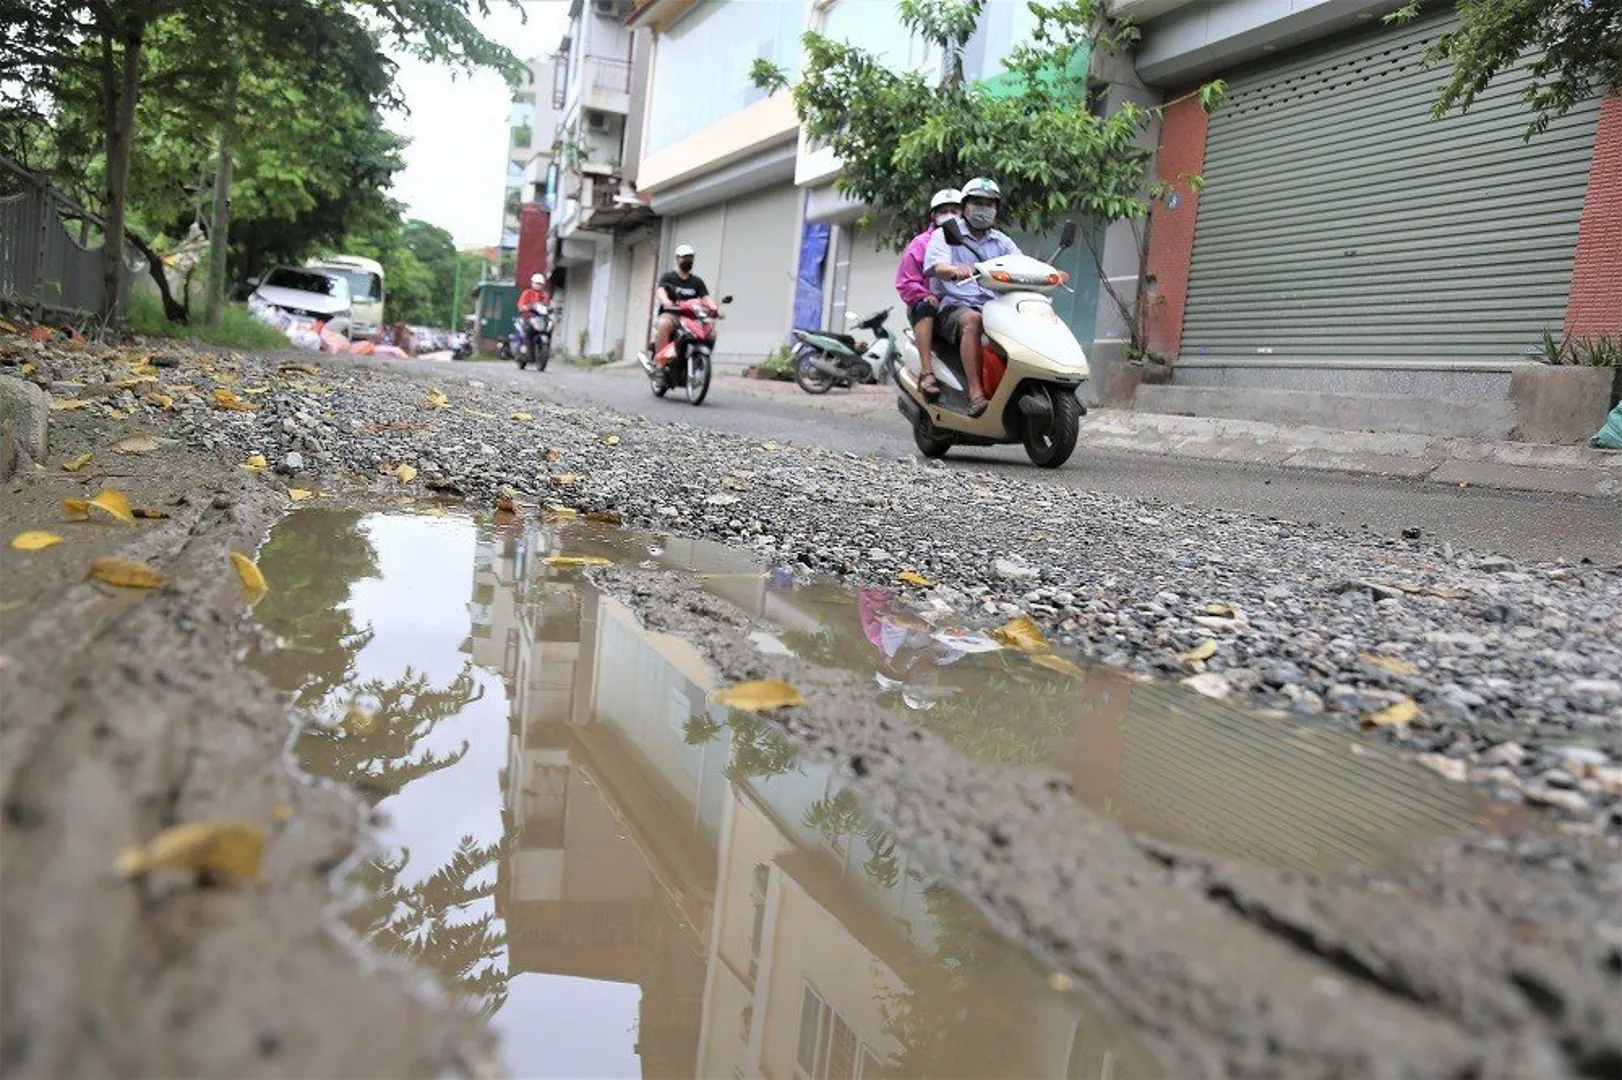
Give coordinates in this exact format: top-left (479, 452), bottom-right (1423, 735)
top-left (6, 333), bottom-right (1621, 829)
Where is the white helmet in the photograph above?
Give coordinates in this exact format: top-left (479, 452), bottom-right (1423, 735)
top-left (674, 243), bottom-right (696, 259)
top-left (530, 273), bottom-right (544, 286)
top-left (960, 176), bottom-right (1002, 202)
top-left (929, 188), bottom-right (962, 213)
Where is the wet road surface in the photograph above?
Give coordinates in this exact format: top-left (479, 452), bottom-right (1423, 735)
top-left (396, 358), bottom-right (1622, 566)
top-left (247, 507), bottom-right (1535, 1077)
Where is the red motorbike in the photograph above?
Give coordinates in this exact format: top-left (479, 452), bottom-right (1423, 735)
top-left (638, 294), bottom-right (731, 406)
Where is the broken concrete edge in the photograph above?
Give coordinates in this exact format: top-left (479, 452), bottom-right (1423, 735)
top-left (0, 442), bottom-right (491, 1077)
top-left (1088, 410), bottom-right (1622, 499)
top-left (0, 374), bottom-right (50, 481)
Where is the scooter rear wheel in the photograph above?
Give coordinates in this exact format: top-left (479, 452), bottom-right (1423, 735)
top-left (793, 349), bottom-right (837, 395)
top-left (912, 416), bottom-right (952, 459)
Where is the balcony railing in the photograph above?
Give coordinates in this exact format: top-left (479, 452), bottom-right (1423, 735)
top-left (586, 56), bottom-right (631, 95)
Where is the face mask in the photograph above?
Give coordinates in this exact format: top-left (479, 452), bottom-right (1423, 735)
top-left (932, 210), bottom-right (958, 226)
top-left (677, 259), bottom-right (694, 272)
top-left (965, 205), bottom-right (996, 230)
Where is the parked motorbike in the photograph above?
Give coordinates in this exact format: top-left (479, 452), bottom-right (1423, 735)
top-left (791, 308), bottom-right (897, 394)
top-left (451, 331), bottom-right (472, 361)
top-left (637, 294), bottom-right (732, 406)
top-left (515, 304), bottom-right (552, 371)
top-left (894, 220), bottom-right (1087, 468)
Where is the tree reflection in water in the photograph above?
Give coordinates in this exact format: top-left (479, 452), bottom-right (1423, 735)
top-left (250, 509), bottom-right (506, 1019)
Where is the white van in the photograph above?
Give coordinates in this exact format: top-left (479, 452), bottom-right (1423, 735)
top-left (306, 255), bottom-right (384, 340)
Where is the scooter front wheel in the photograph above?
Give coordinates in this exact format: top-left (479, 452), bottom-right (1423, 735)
top-left (912, 416), bottom-right (952, 459)
top-left (1023, 389), bottom-right (1081, 469)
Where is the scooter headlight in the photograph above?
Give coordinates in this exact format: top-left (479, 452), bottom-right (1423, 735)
top-left (1017, 299), bottom-right (1062, 324)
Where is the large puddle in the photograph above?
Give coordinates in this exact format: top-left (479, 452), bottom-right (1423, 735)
top-left (248, 509), bottom-right (1494, 1078)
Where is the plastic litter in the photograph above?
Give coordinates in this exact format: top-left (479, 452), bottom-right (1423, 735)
top-left (1593, 401), bottom-right (1622, 450)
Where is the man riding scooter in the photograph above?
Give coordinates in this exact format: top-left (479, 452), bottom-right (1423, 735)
top-left (925, 177), bottom-right (1064, 416)
top-left (651, 244), bottom-right (711, 389)
top-left (894, 187), bottom-right (961, 401)
top-left (516, 272), bottom-right (552, 368)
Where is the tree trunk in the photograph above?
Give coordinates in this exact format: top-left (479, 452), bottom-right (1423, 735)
top-left (100, 20), bottom-right (144, 322)
top-left (204, 57), bottom-right (238, 327)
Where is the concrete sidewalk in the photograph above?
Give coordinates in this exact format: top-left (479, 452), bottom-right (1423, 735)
top-left (704, 373), bottom-right (1622, 499)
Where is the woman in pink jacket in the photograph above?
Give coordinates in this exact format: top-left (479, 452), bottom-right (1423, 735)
top-left (894, 188), bottom-right (961, 401)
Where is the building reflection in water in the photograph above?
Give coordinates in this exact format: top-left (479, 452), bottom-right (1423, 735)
top-left (254, 509), bottom-right (1485, 1079)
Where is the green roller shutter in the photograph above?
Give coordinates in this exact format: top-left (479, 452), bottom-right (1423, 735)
top-left (1180, 8), bottom-right (1601, 365)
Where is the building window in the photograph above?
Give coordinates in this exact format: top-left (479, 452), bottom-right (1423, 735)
top-left (645, 0), bottom-right (803, 153)
top-left (795, 984), bottom-right (883, 1080)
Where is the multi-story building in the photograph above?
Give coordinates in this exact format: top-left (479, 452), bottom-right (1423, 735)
top-left (502, 58), bottom-right (558, 271)
top-left (1113, 0), bottom-right (1619, 434)
top-left (545, 0), bottom-right (658, 359)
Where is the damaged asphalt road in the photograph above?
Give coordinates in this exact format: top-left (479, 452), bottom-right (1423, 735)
top-left (1, 330), bottom-right (1619, 1077)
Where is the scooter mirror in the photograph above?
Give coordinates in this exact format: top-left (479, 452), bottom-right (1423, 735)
top-left (844, 311), bottom-right (859, 323)
top-left (1058, 220), bottom-right (1078, 250)
top-left (941, 217), bottom-right (968, 247)
top-left (721, 294), bottom-right (734, 304)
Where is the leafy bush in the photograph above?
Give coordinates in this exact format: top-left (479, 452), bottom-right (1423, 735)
top-left (127, 290), bottom-right (288, 350)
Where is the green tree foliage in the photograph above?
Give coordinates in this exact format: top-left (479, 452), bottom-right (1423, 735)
top-left (753, 0), bottom-right (1223, 360)
top-left (1387, 0), bottom-right (1622, 139)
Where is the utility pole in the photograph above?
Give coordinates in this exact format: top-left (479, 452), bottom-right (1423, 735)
top-left (204, 49), bottom-right (240, 327)
top-left (450, 255), bottom-right (462, 332)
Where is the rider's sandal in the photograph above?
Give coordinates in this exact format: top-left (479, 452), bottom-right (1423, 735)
top-left (967, 397), bottom-right (989, 418)
top-left (919, 372), bottom-right (940, 400)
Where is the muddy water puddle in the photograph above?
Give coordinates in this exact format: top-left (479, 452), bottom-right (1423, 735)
top-left (249, 509), bottom-right (1491, 1077)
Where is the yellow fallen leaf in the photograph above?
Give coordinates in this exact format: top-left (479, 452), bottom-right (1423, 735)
top-left (272, 804), bottom-right (294, 823)
top-left (550, 474), bottom-right (579, 486)
top-left (11, 531), bottom-right (63, 551)
top-left (114, 375), bottom-right (158, 389)
top-left (1047, 972), bottom-right (1075, 993)
top-left (115, 820), bottom-right (267, 886)
top-left (132, 507), bottom-right (169, 520)
top-left (88, 488), bottom-right (135, 524)
top-left (213, 371), bottom-right (238, 385)
top-left (241, 453), bottom-right (268, 474)
top-left (211, 388), bottom-right (256, 412)
top-left (1032, 652), bottom-right (1084, 677)
top-left (50, 399), bottom-right (89, 411)
top-left (542, 555), bottom-right (613, 568)
top-left (239, 385), bottom-right (271, 395)
top-left (713, 679), bottom-right (805, 711)
top-left (602, 434), bottom-right (620, 446)
top-left (63, 497), bottom-right (90, 521)
top-left (19, 361), bottom-right (34, 375)
top-left (147, 392), bottom-right (174, 409)
top-left (394, 463), bottom-right (418, 483)
top-left (278, 362), bottom-right (320, 376)
top-left (897, 570), bottom-right (933, 588)
top-left (288, 488), bottom-right (315, 501)
top-left (421, 506), bottom-right (447, 517)
top-left (87, 556), bottom-right (167, 589)
top-left (427, 387), bottom-right (450, 409)
top-left (990, 614), bottom-right (1050, 654)
top-left (112, 433), bottom-right (160, 454)
top-left (1362, 698), bottom-right (1421, 730)
top-left (1360, 652), bottom-right (1419, 677)
top-left (63, 452), bottom-right (94, 472)
top-left (1204, 602), bottom-right (1236, 617)
top-left (509, 411), bottom-right (533, 422)
top-left (761, 441), bottom-right (779, 451)
top-left (1180, 640), bottom-right (1219, 666)
top-left (230, 551), bottom-right (268, 597)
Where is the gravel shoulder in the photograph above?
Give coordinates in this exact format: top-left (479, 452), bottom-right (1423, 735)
top-left (2, 330), bottom-right (1619, 1076)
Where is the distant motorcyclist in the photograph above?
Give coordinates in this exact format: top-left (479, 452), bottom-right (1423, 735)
top-left (895, 187), bottom-right (961, 401)
top-left (924, 177), bottom-right (1020, 416)
top-left (652, 243), bottom-right (711, 382)
top-left (518, 272), bottom-right (549, 316)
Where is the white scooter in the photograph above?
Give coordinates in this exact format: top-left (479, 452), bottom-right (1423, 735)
top-left (894, 220), bottom-right (1088, 468)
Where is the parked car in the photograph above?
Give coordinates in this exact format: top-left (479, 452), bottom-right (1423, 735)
top-left (305, 254), bottom-right (384, 340)
top-left (249, 267), bottom-right (353, 337)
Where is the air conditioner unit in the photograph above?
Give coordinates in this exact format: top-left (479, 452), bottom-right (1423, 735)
top-left (584, 109), bottom-right (609, 132)
top-left (592, 0), bottom-right (628, 16)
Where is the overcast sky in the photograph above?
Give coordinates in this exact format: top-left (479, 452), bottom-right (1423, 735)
top-left (388, 2), bottom-right (572, 249)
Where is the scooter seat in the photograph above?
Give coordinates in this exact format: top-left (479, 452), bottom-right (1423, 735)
top-left (798, 329), bottom-right (857, 346)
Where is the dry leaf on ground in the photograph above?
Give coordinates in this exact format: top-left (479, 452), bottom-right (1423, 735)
top-left (112, 433), bottom-right (161, 454)
top-left (87, 557), bottom-right (168, 589)
top-left (990, 614), bottom-right (1050, 654)
top-left (62, 452), bottom-right (93, 472)
top-left (115, 821), bottom-right (267, 886)
top-left (63, 497), bottom-right (90, 520)
top-left (897, 570), bottom-right (933, 587)
top-left (394, 463), bottom-right (418, 483)
top-left (1360, 652), bottom-right (1419, 677)
top-left (1180, 640), bottom-right (1219, 666)
top-left (11, 531), bottom-right (63, 551)
top-left (132, 507), bottom-right (169, 520)
top-left (427, 387), bottom-right (450, 409)
top-left (509, 411), bottom-right (533, 422)
top-left (88, 488), bottom-right (135, 524)
top-left (230, 552), bottom-right (268, 595)
top-left (1204, 602), bottom-right (1236, 617)
top-left (550, 474), bottom-right (579, 486)
top-left (50, 399), bottom-right (89, 411)
top-left (603, 434), bottom-right (620, 446)
top-left (289, 488), bottom-right (315, 501)
top-left (211, 388), bottom-right (256, 411)
top-left (713, 679), bottom-right (805, 711)
top-left (542, 554), bottom-right (613, 569)
top-left (1362, 698), bottom-right (1421, 730)
top-left (241, 453), bottom-right (268, 474)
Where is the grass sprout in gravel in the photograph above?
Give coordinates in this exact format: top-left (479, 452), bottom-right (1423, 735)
top-left (6, 329), bottom-right (1620, 830)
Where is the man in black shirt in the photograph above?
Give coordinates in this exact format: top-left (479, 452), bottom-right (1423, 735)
top-left (652, 243), bottom-right (709, 370)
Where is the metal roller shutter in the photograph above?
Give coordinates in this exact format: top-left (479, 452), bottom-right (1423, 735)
top-left (1181, 8), bottom-right (1601, 365)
